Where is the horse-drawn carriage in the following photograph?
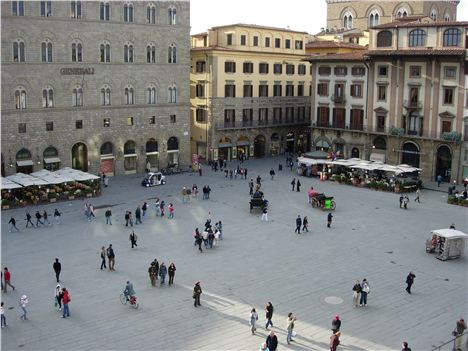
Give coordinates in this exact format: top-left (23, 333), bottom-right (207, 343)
top-left (250, 190), bottom-right (268, 213)
top-left (308, 190), bottom-right (336, 210)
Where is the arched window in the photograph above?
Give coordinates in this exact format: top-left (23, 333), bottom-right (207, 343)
top-left (100, 2), bottom-right (110, 21)
top-left (168, 44), bottom-right (177, 63)
top-left (146, 139), bottom-right (158, 153)
top-left (147, 43), bottom-right (156, 63)
top-left (168, 85), bottom-right (177, 103)
top-left (124, 140), bottom-right (136, 154)
top-left (123, 3), bottom-right (133, 22)
top-left (147, 86), bottom-right (156, 104)
top-left (444, 12), bottom-right (450, 21)
top-left (100, 42), bottom-right (111, 62)
top-left (13, 39), bottom-right (25, 62)
top-left (147, 3), bottom-right (156, 24)
top-left (373, 137), bottom-right (387, 150)
top-left (15, 87), bottom-right (27, 109)
top-left (72, 85), bottom-right (83, 107)
top-left (168, 7), bottom-right (176, 25)
top-left (167, 137), bottom-right (179, 150)
top-left (443, 28), bottom-right (461, 47)
top-left (408, 29), bottom-right (426, 47)
top-left (124, 85), bottom-right (134, 105)
top-left (100, 142), bottom-right (114, 155)
top-left (377, 30), bottom-right (392, 47)
top-left (430, 9), bottom-right (437, 21)
top-left (42, 86), bottom-right (54, 108)
top-left (369, 10), bottom-right (380, 27)
top-left (43, 146), bottom-right (60, 171)
top-left (41, 40), bottom-right (53, 62)
top-left (401, 142), bottom-right (420, 168)
top-left (124, 43), bottom-right (134, 63)
top-left (71, 41), bottom-right (83, 62)
top-left (16, 148), bottom-right (31, 160)
top-left (343, 12), bottom-right (353, 29)
top-left (100, 84), bottom-right (111, 105)
top-left (396, 7), bottom-right (409, 18)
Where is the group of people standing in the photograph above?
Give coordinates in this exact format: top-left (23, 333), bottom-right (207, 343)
top-left (147, 259), bottom-right (176, 286)
top-left (193, 218), bottom-right (223, 252)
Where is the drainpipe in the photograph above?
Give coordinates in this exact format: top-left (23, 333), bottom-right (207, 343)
top-left (363, 60), bottom-right (370, 159)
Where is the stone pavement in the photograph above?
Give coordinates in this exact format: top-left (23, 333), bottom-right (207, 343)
top-left (1, 158), bottom-right (467, 351)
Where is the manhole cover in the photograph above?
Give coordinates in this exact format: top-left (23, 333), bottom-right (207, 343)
top-left (324, 296), bottom-right (343, 305)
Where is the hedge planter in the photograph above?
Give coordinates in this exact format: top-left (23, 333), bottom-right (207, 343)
top-left (2, 205), bottom-right (9, 210)
top-left (86, 193), bottom-right (93, 198)
top-left (50, 198), bottom-right (57, 203)
top-left (68, 196), bottom-right (75, 200)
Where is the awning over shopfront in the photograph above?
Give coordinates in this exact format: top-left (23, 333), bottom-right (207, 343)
top-left (55, 167), bottom-right (100, 181)
top-left (326, 158), bottom-right (421, 174)
top-left (6, 173), bottom-right (49, 187)
top-left (31, 170), bottom-right (74, 184)
top-left (44, 157), bottom-right (61, 164)
top-left (0, 177), bottom-right (23, 190)
top-left (16, 160), bottom-right (34, 167)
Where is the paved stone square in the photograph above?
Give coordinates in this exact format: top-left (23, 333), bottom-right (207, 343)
top-left (1, 158), bottom-right (467, 351)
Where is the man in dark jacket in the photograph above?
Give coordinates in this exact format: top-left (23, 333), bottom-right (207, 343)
top-left (53, 258), bottom-right (61, 282)
top-left (296, 179), bottom-right (301, 192)
top-left (266, 331), bottom-right (278, 351)
top-left (265, 302), bottom-right (274, 329)
top-left (291, 178), bottom-right (296, 191)
top-left (331, 315), bottom-right (341, 332)
top-left (193, 282), bottom-right (202, 307)
top-left (148, 262), bottom-right (157, 286)
top-left (405, 271), bottom-right (416, 294)
top-left (295, 215), bottom-right (302, 234)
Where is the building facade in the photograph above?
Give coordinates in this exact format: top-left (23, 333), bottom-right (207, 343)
top-left (326, 0), bottom-right (459, 32)
top-left (1, 0), bottom-right (190, 177)
top-left (309, 17), bottom-right (467, 182)
top-left (190, 24), bottom-right (312, 162)
top-left (462, 56), bottom-right (468, 181)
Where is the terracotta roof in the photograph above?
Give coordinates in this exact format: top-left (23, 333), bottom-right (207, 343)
top-left (314, 28), bottom-right (364, 36)
top-left (209, 23), bottom-right (308, 34)
top-left (371, 20), bottom-right (468, 29)
top-left (367, 48), bottom-right (466, 56)
top-left (306, 40), bottom-right (367, 50)
top-left (307, 51), bottom-right (368, 62)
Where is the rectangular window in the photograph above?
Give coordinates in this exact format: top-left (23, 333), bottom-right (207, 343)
top-left (378, 65), bottom-right (388, 77)
top-left (240, 35), bottom-right (246, 46)
top-left (170, 114), bottom-right (176, 123)
top-left (127, 117), bottom-right (134, 126)
top-left (334, 66), bottom-right (347, 76)
top-left (265, 37), bottom-right (270, 47)
top-left (243, 62), bottom-right (253, 74)
top-left (253, 36), bottom-right (258, 47)
top-left (196, 83), bottom-right (205, 98)
top-left (286, 64), bottom-right (295, 75)
top-left (350, 109), bottom-right (364, 130)
top-left (242, 109), bottom-right (253, 126)
top-left (377, 115), bottom-right (385, 132)
top-left (70, 1), bottom-right (81, 18)
top-left (409, 66), bottom-right (421, 78)
top-left (41, 1), bottom-right (52, 17)
top-left (409, 87), bottom-right (419, 106)
top-left (273, 107), bottom-right (282, 124)
top-left (259, 108), bottom-right (268, 125)
top-left (297, 84), bottom-right (304, 96)
top-left (318, 66), bottom-right (331, 76)
top-left (352, 66), bottom-right (365, 76)
top-left (227, 33), bottom-right (233, 45)
top-left (285, 39), bottom-right (291, 49)
top-left (377, 85), bottom-right (387, 101)
top-left (273, 84), bottom-right (282, 97)
top-left (298, 64), bottom-right (306, 75)
top-left (149, 116), bottom-right (156, 124)
top-left (224, 84), bottom-right (236, 97)
top-left (18, 123), bottom-right (26, 133)
top-left (243, 84), bottom-right (253, 97)
top-left (317, 82), bottom-right (328, 96)
top-left (444, 67), bottom-right (456, 79)
top-left (443, 88), bottom-right (454, 105)
top-left (103, 118), bottom-right (110, 127)
top-left (196, 109), bottom-right (206, 123)
top-left (275, 38), bottom-right (281, 48)
top-left (12, 1), bottom-right (25, 16)
top-left (273, 63), bottom-right (282, 74)
top-left (295, 40), bottom-right (303, 50)
top-left (259, 84), bottom-right (269, 97)
top-left (317, 107), bottom-right (329, 127)
top-left (297, 106), bottom-right (305, 121)
top-left (441, 120), bottom-right (452, 133)
top-left (195, 61), bottom-right (206, 73)
top-left (285, 107), bottom-right (294, 123)
top-left (224, 109), bottom-right (235, 126)
top-left (350, 83), bottom-right (363, 98)
top-left (46, 121), bottom-right (53, 131)
top-left (100, 2), bottom-right (110, 21)
top-left (285, 84), bottom-right (294, 96)
top-left (224, 61), bottom-right (236, 73)
top-left (75, 120), bottom-right (83, 129)
top-left (259, 63), bottom-right (269, 74)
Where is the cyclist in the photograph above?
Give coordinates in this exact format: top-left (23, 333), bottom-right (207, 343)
top-left (123, 281), bottom-right (135, 302)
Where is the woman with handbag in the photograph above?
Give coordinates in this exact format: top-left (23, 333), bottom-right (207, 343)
top-left (249, 308), bottom-right (258, 334)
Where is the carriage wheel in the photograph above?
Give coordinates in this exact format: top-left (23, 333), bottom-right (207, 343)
top-left (331, 201), bottom-right (336, 210)
top-left (311, 200), bottom-right (317, 208)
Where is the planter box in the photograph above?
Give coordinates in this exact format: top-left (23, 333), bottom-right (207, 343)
top-left (68, 196), bottom-right (75, 200)
top-left (50, 198), bottom-right (57, 203)
top-left (86, 193), bottom-right (93, 198)
top-left (2, 205), bottom-right (9, 210)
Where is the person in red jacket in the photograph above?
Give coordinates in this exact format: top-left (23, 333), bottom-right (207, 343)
top-left (3, 268), bottom-right (15, 293)
top-left (62, 288), bottom-right (70, 318)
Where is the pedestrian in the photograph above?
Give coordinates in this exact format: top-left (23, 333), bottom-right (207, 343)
top-left (168, 263), bottom-right (176, 285)
top-left (352, 279), bottom-right (361, 307)
top-left (437, 174), bottom-right (443, 187)
top-left (152, 259), bottom-right (159, 282)
top-left (8, 217), bottom-right (19, 232)
top-left (198, 164), bottom-right (202, 176)
top-left (160, 200), bottom-right (165, 217)
top-left (43, 210), bottom-right (51, 226)
top-left (295, 215), bottom-right (302, 234)
top-left (89, 204), bottom-right (96, 220)
top-left (53, 258), bottom-right (61, 283)
top-left (102, 173), bottom-right (106, 184)
top-left (3, 267), bottom-right (15, 292)
top-left (405, 271), bottom-right (416, 294)
top-left (155, 198), bottom-right (161, 216)
top-left (330, 331), bottom-right (341, 351)
top-left (414, 188), bottom-right (420, 203)
top-left (105, 208), bottom-right (112, 225)
top-left (229, 170), bottom-right (233, 179)
top-left (399, 194), bottom-right (404, 208)
top-left (192, 184), bottom-right (198, 198)
top-left (100, 246), bottom-right (106, 270)
top-left (195, 230), bottom-right (203, 253)
top-left (159, 262), bottom-right (167, 285)
top-left (135, 206), bottom-right (142, 224)
top-left (107, 244), bottom-right (115, 271)
top-left (250, 308), bottom-right (259, 334)
top-left (302, 216), bottom-right (309, 232)
top-left (208, 229), bottom-right (215, 248)
top-left (256, 175), bottom-right (261, 187)
top-left (55, 284), bottom-right (63, 311)
top-left (53, 209), bottom-right (62, 224)
top-left (218, 220), bottom-right (223, 240)
top-left (181, 187), bottom-right (187, 203)
top-left (214, 229), bottom-right (220, 246)
top-left (270, 168), bottom-right (275, 180)
top-left (402, 341), bottom-right (412, 351)
top-left (206, 186), bottom-right (211, 199)
top-left (20, 294), bottom-right (28, 320)
top-left (202, 229), bottom-right (209, 248)
top-left (148, 262), bottom-right (157, 286)
top-left (360, 278), bottom-right (370, 306)
top-left (193, 281), bottom-right (202, 307)
top-left (61, 288), bottom-right (70, 318)
top-left (261, 206), bottom-right (268, 222)
top-left (327, 212), bottom-right (333, 228)
top-left (128, 211), bottom-right (134, 227)
top-left (331, 315), bottom-right (341, 333)
top-left (168, 203), bottom-right (174, 219)
top-left (403, 195), bottom-right (409, 209)
top-left (455, 318), bottom-right (467, 351)
top-left (1, 302), bottom-right (6, 328)
top-left (103, 175), bottom-right (109, 188)
top-left (265, 302), bottom-right (274, 329)
top-left (249, 179), bottom-right (254, 196)
top-left (142, 202), bottom-right (148, 217)
top-left (296, 179), bottom-right (301, 192)
top-left (291, 178), bottom-right (296, 191)
top-left (124, 211), bottom-right (130, 227)
top-left (35, 211), bottom-right (44, 227)
top-left (266, 331), bottom-right (278, 351)
top-left (129, 231), bottom-right (138, 248)
top-left (25, 212), bottom-right (34, 228)
top-left (286, 312), bottom-right (296, 344)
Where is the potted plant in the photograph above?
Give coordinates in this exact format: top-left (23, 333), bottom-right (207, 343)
top-left (85, 188), bottom-right (93, 197)
top-left (2, 199), bottom-right (10, 210)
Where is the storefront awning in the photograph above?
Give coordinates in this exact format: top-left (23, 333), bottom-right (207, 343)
top-left (44, 157), bottom-right (61, 164)
top-left (16, 160), bottom-right (34, 167)
top-left (369, 153), bottom-right (385, 163)
top-left (1, 177), bottom-right (23, 190)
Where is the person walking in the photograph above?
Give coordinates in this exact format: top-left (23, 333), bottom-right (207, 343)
top-left (89, 204), bottom-right (96, 220)
top-left (291, 178), bottom-right (296, 191)
top-left (105, 208), bottom-right (112, 225)
top-left (402, 341), bottom-right (412, 351)
top-left (159, 262), bottom-right (167, 285)
top-left (168, 203), bottom-right (174, 219)
top-left (152, 259), bottom-right (159, 283)
top-left (250, 308), bottom-right (259, 335)
top-left (270, 168), bottom-right (275, 180)
top-left (286, 312), bottom-right (296, 344)
top-left (327, 212), bottom-right (333, 228)
top-left (302, 216), bottom-right (309, 232)
top-left (8, 217), bottom-right (19, 232)
top-left (168, 263), bottom-right (176, 285)
top-left (195, 230), bottom-right (203, 253)
top-left (218, 221), bottom-right (223, 240)
top-left (53, 258), bottom-right (61, 283)
top-left (124, 211), bottom-right (130, 227)
top-left (53, 209), bottom-right (62, 225)
top-left (261, 207), bottom-right (268, 222)
top-left (3, 268), bottom-right (15, 292)
top-left (135, 206), bottom-right (142, 225)
top-left (330, 331), bottom-right (341, 351)
top-left (155, 198), bottom-right (161, 216)
top-left (35, 211), bottom-right (44, 227)
top-left (295, 215), bottom-right (302, 234)
top-left (296, 179), bottom-right (301, 192)
top-left (107, 244), bottom-right (115, 271)
top-left (55, 284), bottom-right (63, 311)
top-left (100, 246), bottom-right (106, 270)
top-left (148, 262), bottom-right (157, 287)
top-left (455, 318), bottom-right (467, 351)
top-left (128, 212), bottom-right (134, 227)
top-left (266, 331), bottom-right (278, 351)
top-left (129, 231), bottom-right (138, 249)
top-left (403, 195), bottom-right (409, 210)
top-left (20, 295), bottom-right (28, 320)
top-left (160, 200), bottom-right (165, 217)
top-left (331, 315), bottom-right (341, 333)
top-left (405, 271), bottom-right (416, 294)
top-left (265, 302), bottom-right (274, 329)
top-left (43, 210), bottom-right (51, 226)
top-left (193, 281), bottom-right (202, 307)
top-left (61, 288), bottom-right (70, 318)
top-left (249, 179), bottom-right (254, 196)
top-left (25, 212), bottom-right (34, 228)
top-left (142, 202), bottom-right (148, 217)
top-left (352, 280), bottom-right (361, 307)
top-left (360, 278), bottom-right (370, 306)
top-left (414, 188), bottom-right (421, 203)
top-left (103, 175), bottom-right (109, 188)
top-left (1, 302), bottom-right (6, 328)
top-left (437, 174), bottom-right (443, 187)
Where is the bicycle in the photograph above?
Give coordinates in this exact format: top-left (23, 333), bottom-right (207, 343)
top-left (120, 294), bottom-right (139, 309)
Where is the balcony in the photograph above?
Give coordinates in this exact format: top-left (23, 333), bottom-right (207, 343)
top-left (403, 100), bottom-right (423, 110)
top-left (331, 94), bottom-right (346, 104)
top-left (216, 117), bottom-right (311, 130)
top-left (313, 121), bottom-right (366, 132)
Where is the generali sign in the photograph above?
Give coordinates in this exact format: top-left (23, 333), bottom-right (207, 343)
top-left (60, 67), bottom-right (94, 75)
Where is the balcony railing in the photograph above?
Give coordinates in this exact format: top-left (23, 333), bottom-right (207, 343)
top-left (313, 121), bottom-right (366, 132)
top-left (331, 94), bottom-right (346, 104)
top-left (403, 100), bottom-right (423, 109)
top-left (216, 118), bottom-right (311, 130)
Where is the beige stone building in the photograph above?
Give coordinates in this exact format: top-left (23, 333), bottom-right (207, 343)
top-left (190, 24), bottom-right (312, 162)
top-left (309, 17), bottom-right (467, 182)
